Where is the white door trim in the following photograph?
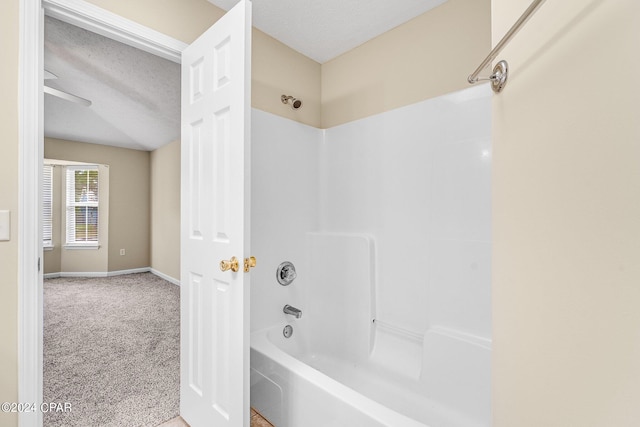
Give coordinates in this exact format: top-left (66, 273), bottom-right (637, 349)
top-left (43, 0), bottom-right (187, 63)
top-left (18, 1), bottom-right (186, 426)
top-left (18, 2), bottom-right (44, 427)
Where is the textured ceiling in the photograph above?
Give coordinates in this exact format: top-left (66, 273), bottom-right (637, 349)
top-left (44, 16), bottom-right (180, 151)
top-left (208, 0), bottom-right (448, 63)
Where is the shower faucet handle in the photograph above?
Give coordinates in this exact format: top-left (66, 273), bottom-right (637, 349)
top-left (282, 266), bottom-right (296, 281)
top-left (277, 261), bottom-right (297, 286)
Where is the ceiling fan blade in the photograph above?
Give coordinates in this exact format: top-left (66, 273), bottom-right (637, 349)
top-left (44, 70), bottom-right (58, 80)
top-left (44, 85), bottom-right (92, 107)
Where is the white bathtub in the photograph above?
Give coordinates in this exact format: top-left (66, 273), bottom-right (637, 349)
top-left (250, 321), bottom-right (491, 427)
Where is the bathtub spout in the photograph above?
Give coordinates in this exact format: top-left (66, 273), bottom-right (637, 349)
top-left (283, 304), bottom-right (302, 319)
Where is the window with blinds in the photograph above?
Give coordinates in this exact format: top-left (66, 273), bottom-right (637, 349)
top-left (66, 166), bottom-right (99, 245)
top-left (43, 164), bottom-right (53, 248)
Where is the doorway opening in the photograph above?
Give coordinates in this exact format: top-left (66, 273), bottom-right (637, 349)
top-left (42, 12), bottom-right (181, 427)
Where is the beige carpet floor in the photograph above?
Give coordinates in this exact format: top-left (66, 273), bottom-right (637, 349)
top-left (43, 273), bottom-right (180, 427)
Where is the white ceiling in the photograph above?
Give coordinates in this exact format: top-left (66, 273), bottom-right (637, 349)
top-left (208, 0), bottom-right (448, 63)
top-left (44, 16), bottom-right (180, 151)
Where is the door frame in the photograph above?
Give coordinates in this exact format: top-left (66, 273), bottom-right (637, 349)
top-left (18, 1), bottom-right (186, 425)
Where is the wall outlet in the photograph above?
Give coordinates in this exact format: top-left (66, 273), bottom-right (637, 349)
top-left (120, 249), bottom-right (125, 256)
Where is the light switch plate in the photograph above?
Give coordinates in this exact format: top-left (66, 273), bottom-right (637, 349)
top-left (0, 210), bottom-right (10, 241)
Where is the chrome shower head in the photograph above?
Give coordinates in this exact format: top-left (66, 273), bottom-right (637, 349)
top-left (281, 94), bottom-right (302, 110)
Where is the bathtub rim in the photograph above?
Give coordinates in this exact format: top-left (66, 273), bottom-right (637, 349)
top-left (251, 324), bottom-right (431, 427)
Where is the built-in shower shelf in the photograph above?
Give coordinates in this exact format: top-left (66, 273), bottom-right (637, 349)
top-left (372, 319), bottom-right (423, 344)
top-left (428, 326), bottom-right (492, 350)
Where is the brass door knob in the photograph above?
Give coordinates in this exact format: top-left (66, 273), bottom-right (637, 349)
top-left (220, 256), bottom-right (239, 272)
top-left (244, 256), bottom-right (256, 272)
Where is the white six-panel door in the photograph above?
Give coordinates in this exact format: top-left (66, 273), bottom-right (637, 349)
top-left (180, 1), bottom-right (252, 426)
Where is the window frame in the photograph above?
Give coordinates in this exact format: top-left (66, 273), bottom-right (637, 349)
top-left (64, 165), bottom-right (100, 249)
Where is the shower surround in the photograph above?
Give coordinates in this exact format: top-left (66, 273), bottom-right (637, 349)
top-left (250, 84), bottom-right (492, 427)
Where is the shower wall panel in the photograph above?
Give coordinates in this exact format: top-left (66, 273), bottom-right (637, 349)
top-left (251, 85), bottom-right (491, 341)
top-left (321, 85), bottom-right (492, 339)
top-left (250, 109), bottom-right (321, 332)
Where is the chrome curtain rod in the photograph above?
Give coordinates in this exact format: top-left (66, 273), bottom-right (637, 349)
top-left (468, 0), bottom-right (546, 93)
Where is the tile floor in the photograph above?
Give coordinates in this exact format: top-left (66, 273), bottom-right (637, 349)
top-left (250, 408), bottom-right (275, 427)
top-left (157, 409), bottom-right (274, 427)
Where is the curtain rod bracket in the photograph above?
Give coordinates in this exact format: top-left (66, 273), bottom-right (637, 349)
top-left (468, 60), bottom-right (509, 93)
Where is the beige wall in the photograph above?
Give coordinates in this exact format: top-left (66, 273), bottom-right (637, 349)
top-left (252, 31), bottom-right (321, 127)
top-left (320, 0), bottom-right (491, 128)
top-left (492, 1), bottom-right (640, 426)
top-left (0, 0), bottom-right (19, 424)
top-left (86, 0), bottom-right (322, 128)
top-left (150, 140), bottom-right (181, 281)
top-left (45, 138), bottom-right (150, 272)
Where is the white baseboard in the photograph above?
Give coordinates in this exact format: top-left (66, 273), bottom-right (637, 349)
top-left (50, 271), bottom-right (109, 278)
top-left (107, 267), bottom-right (151, 277)
top-left (44, 268), bottom-right (180, 286)
top-left (150, 268), bottom-right (180, 286)
top-left (44, 267), bottom-right (152, 279)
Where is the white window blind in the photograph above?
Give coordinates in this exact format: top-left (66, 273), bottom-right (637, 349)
top-left (43, 164), bottom-right (53, 247)
top-left (66, 166), bottom-right (99, 245)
